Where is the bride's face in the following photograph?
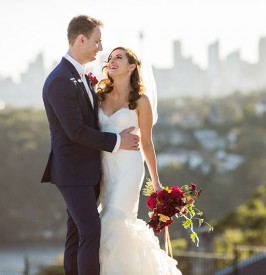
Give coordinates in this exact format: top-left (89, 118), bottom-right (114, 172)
top-left (107, 49), bottom-right (135, 78)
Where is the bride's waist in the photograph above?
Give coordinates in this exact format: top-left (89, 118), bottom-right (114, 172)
top-left (102, 149), bottom-right (143, 161)
top-left (101, 128), bottom-right (139, 135)
top-left (103, 149), bottom-right (142, 156)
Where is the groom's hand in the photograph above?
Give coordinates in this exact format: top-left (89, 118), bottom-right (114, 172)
top-left (119, 127), bottom-right (140, 151)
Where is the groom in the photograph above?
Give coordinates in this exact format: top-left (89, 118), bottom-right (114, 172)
top-left (41, 15), bottom-right (139, 275)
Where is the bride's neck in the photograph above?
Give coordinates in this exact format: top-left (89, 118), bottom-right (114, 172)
top-left (112, 79), bottom-right (132, 99)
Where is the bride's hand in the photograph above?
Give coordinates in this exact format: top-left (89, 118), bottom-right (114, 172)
top-left (154, 183), bottom-right (163, 192)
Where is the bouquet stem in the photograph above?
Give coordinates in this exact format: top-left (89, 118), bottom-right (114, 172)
top-left (164, 226), bottom-right (173, 258)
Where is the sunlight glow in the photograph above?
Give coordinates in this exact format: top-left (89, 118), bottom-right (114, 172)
top-left (1, 0), bottom-right (266, 79)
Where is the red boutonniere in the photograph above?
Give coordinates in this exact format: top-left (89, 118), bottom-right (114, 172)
top-left (87, 72), bottom-right (98, 87)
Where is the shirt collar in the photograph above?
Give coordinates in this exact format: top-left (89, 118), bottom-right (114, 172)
top-left (64, 53), bottom-right (86, 77)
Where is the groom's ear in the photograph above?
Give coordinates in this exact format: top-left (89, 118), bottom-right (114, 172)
top-left (76, 34), bottom-right (85, 45)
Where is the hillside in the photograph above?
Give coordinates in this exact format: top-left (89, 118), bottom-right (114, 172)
top-left (1, 90), bottom-right (266, 244)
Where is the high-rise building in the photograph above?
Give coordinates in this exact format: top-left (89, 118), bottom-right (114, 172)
top-left (208, 41), bottom-right (220, 75)
top-left (173, 40), bottom-right (183, 68)
top-left (258, 37), bottom-right (266, 67)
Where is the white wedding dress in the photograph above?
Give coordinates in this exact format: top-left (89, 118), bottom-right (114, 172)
top-left (98, 107), bottom-right (182, 275)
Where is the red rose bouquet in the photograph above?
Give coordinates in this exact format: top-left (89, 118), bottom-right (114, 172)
top-left (143, 179), bottom-right (213, 248)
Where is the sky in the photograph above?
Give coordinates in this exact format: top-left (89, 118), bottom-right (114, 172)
top-left (1, 0), bottom-right (266, 82)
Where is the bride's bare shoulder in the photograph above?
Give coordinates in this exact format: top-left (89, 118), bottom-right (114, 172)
top-left (137, 94), bottom-right (150, 107)
top-left (136, 94), bottom-right (152, 118)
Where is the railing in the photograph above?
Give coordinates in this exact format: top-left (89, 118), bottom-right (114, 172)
top-left (174, 245), bottom-right (266, 275)
top-left (0, 255), bottom-right (63, 275)
top-left (174, 250), bottom-right (234, 275)
top-left (216, 245), bottom-right (266, 275)
top-left (1, 245), bottom-right (266, 275)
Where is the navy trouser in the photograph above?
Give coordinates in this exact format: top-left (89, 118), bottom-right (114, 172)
top-left (57, 185), bottom-right (101, 275)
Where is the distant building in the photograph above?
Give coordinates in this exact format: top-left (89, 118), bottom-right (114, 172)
top-left (208, 41), bottom-right (220, 76)
top-left (259, 37), bottom-right (266, 68)
top-left (255, 101), bottom-right (266, 116)
top-left (2, 36), bottom-right (266, 107)
top-left (153, 37), bottom-right (266, 99)
top-left (0, 53), bottom-right (46, 107)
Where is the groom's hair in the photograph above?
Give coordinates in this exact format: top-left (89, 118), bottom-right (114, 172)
top-left (67, 15), bottom-right (103, 45)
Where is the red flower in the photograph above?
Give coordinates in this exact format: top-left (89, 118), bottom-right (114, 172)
top-left (156, 204), bottom-right (172, 216)
top-left (147, 218), bottom-right (162, 232)
top-left (146, 197), bottom-right (157, 210)
top-left (171, 186), bottom-right (183, 198)
top-left (166, 219), bottom-right (174, 226)
top-left (169, 206), bottom-right (178, 216)
top-left (143, 179), bottom-right (213, 247)
top-left (157, 190), bottom-right (171, 203)
top-left (172, 196), bottom-right (182, 207)
top-left (87, 72), bottom-right (98, 87)
top-left (190, 183), bottom-right (197, 191)
top-left (156, 205), bottom-right (164, 214)
top-left (181, 208), bottom-right (187, 215)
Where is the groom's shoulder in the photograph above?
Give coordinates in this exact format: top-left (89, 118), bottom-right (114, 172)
top-left (45, 58), bottom-right (71, 85)
top-left (48, 58), bottom-right (68, 77)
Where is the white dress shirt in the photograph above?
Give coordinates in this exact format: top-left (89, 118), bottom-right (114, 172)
top-left (63, 53), bottom-right (121, 152)
top-left (64, 53), bottom-right (94, 107)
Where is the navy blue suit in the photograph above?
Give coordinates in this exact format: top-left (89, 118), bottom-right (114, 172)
top-left (41, 57), bottom-right (117, 275)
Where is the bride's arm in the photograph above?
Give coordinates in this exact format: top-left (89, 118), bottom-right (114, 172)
top-left (137, 95), bottom-right (162, 192)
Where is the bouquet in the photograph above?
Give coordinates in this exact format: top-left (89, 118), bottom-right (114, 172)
top-left (143, 179), bottom-right (213, 248)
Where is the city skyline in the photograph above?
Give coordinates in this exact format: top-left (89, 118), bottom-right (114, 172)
top-left (1, 35), bottom-right (266, 108)
top-left (7, 34), bottom-right (266, 75)
top-left (154, 36), bottom-right (266, 97)
top-left (1, 0), bottom-right (266, 82)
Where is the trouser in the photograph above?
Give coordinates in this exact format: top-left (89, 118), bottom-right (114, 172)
top-left (57, 184), bottom-right (101, 275)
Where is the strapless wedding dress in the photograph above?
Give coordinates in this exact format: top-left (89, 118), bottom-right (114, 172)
top-left (98, 107), bottom-right (182, 275)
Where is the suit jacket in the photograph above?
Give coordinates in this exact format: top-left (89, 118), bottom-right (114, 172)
top-left (41, 58), bottom-right (117, 186)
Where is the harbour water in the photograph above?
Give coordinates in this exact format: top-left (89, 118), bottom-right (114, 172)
top-left (0, 243), bottom-right (63, 274)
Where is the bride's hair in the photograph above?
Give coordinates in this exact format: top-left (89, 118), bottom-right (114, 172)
top-left (97, 47), bottom-right (145, 110)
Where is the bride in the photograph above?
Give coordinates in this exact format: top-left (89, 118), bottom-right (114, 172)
top-left (97, 46), bottom-right (182, 275)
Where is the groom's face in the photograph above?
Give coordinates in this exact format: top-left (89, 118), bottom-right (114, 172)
top-left (83, 25), bottom-right (103, 62)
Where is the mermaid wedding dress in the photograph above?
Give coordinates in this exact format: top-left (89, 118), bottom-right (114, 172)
top-left (98, 107), bottom-right (182, 275)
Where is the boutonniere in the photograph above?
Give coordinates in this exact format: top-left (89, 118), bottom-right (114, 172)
top-left (87, 72), bottom-right (98, 88)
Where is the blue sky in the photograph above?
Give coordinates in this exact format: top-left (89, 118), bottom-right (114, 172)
top-left (1, 0), bottom-right (266, 81)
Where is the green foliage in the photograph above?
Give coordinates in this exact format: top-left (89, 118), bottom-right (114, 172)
top-left (139, 90), bottom-right (266, 250)
top-left (182, 219), bottom-right (192, 229)
top-left (171, 238), bottom-right (188, 252)
top-left (37, 265), bottom-right (64, 275)
top-left (37, 255), bottom-right (64, 275)
top-left (213, 185), bottom-right (266, 252)
top-left (0, 108), bottom-right (65, 244)
top-left (2, 89), bottom-right (266, 247)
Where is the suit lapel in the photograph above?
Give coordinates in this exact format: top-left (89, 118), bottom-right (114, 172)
top-left (77, 79), bottom-right (94, 110)
top-left (84, 75), bottom-right (100, 126)
top-left (62, 58), bottom-right (99, 127)
top-left (85, 74), bottom-right (97, 108)
top-left (63, 58), bottom-right (94, 110)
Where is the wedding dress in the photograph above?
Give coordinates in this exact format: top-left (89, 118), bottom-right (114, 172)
top-left (98, 107), bottom-right (182, 275)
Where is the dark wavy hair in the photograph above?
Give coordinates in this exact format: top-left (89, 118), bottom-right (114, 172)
top-left (97, 47), bottom-right (145, 110)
